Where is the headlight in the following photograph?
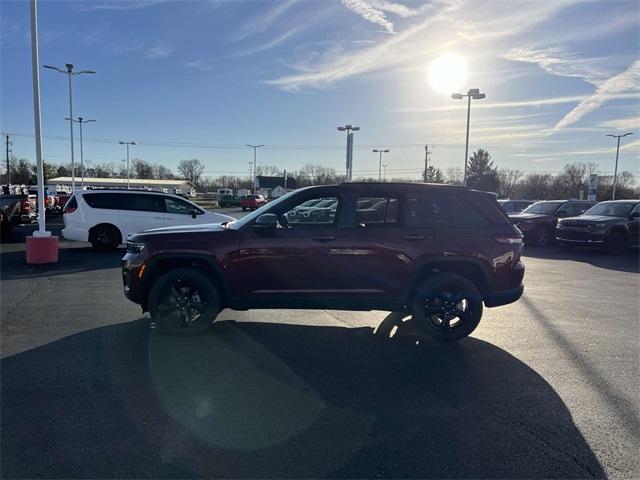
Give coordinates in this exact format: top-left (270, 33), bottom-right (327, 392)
top-left (126, 241), bottom-right (145, 254)
top-left (589, 223), bottom-right (607, 230)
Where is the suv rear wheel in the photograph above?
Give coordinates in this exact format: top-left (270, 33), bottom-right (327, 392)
top-left (90, 224), bottom-right (121, 250)
top-left (412, 273), bottom-right (483, 341)
top-left (533, 225), bottom-right (553, 246)
top-left (148, 268), bottom-right (221, 336)
top-left (606, 231), bottom-right (627, 255)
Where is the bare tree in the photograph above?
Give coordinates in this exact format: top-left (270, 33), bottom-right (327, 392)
top-left (445, 167), bottom-right (464, 185)
top-left (154, 164), bottom-right (174, 180)
top-left (255, 165), bottom-right (280, 176)
top-left (132, 159), bottom-right (154, 179)
top-left (498, 169), bottom-right (523, 198)
top-left (178, 159), bottom-right (205, 186)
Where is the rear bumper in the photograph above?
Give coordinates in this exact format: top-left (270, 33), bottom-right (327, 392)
top-left (61, 226), bottom-right (89, 243)
top-left (484, 283), bottom-right (524, 308)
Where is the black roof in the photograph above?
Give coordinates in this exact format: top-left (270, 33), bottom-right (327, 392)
top-left (256, 176), bottom-right (297, 189)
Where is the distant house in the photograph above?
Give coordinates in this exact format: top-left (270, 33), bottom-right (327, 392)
top-left (255, 176), bottom-right (297, 198)
top-left (48, 177), bottom-right (197, 196)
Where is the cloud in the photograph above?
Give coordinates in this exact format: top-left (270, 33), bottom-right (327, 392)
top-left (146, 45), bottom-right (174, 59)
top-left (502, 46), bottom-right (613, 85)
top-left (72, 0), bottom-right (168, 11)
top-left (342, 0), bottom-right (395, 33)
top-left (369, 0), bottom-right (427, 18)
top-left (394, 93), bottom-right (640, 113)
top-left (598, 116), bottom-right (640, 131)
top-left (233, 0), bottom-right (298, 41)
top-left (182, 59), bottom-right (216, 72)
top-left (554, 60), bottom-right (640, 130)
top-left (232, 28), bottom-right (300, 57)
top-left (109, 40), bottom-right (145, 55)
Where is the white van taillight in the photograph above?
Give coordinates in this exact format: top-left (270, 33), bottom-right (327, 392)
top-left (63, 195), bottom-right (78, 214)
top-left (495, 235), bottom-right (523, 244)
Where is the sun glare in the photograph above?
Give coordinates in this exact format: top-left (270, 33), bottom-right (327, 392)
top-left (428, 53), bottom-right (467, 93)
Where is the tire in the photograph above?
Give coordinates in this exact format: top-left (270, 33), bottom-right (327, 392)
top-left (90, 224), bottom-right (121, 250)
top-left (412, 273), bottom-right (484, 341)
top-left (533, 225), bottom-right (553, 246)
top-left (148, 268), bottom-right (221, 336)
top-left (242, 207), bottom-right (247, 211)
top-left (606, 231), bottom-right (627, 255)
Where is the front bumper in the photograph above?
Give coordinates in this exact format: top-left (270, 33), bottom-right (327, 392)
top-left (121, 253), bottom-right (146, 306)
top-left (61, 226), bottom-right (89, 243)
top-left (555, 229), bottom-right (606, 244)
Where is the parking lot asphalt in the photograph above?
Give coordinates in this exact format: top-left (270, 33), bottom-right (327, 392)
top-left (1, 210), bottom-right (639, 479)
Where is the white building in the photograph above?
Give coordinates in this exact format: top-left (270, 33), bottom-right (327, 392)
top-left (48, 177), bottom-right (197, 197)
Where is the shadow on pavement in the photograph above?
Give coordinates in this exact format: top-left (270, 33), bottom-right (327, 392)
top-left (523, 244), bottom-right (639, 273)
top-left (0, 247), bottom-right (124, 281)
top-left (1, 313), bottom-right (604, 478)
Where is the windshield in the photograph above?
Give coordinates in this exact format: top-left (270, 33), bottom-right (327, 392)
top-left (227, 189), bottom-right (307, 229)
top-left (522, 202), bottom-right (565, 214)
top-left (583, 202), bottom-right (638, 217)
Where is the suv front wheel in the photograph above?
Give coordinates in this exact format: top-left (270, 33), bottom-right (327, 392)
top-left (148, 268), bottom-right (221, 336)
top-left (412, 273), bottom-right (483, 341)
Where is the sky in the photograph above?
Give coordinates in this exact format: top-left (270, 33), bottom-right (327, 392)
top-left (1, 0), bottom-right (639, 181)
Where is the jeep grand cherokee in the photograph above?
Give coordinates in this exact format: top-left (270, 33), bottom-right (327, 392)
top-left (122, 183), bottom-right (525, 341)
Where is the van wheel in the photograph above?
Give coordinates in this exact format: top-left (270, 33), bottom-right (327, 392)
top-left (90, 224), bottom-right (121, 250)
top-left (148, 268), bottom-right (221, 336)
top-left (412, 273), bottom-right (483, 341)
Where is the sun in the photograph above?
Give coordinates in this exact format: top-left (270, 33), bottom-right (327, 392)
top-left (428, 53), bottom-right (467, 93)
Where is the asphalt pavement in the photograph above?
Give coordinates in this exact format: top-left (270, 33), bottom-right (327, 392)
top-left (1, 211), bottom-right (639, 478)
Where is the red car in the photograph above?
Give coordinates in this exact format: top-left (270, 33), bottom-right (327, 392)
top-left (240, 194), bottom-right (267, 211)
top-left (122, 183), bottom-right (525, 340)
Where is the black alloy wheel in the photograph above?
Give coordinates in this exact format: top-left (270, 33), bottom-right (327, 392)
top-left (149, 268), bottom-right (220, 336)
top-left (412, 273), bottom-right (483, 341)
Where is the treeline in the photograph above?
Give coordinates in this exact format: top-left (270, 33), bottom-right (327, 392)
top-left (2, 150), bottom-right (637, 201)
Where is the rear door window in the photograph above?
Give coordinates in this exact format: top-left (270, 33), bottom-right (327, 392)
top-left (83, 193), bottom-right (129, 210)
top-left (356, 197), bottom-right (398, 226)
top-left (406, 193), bottom-right (489, 228)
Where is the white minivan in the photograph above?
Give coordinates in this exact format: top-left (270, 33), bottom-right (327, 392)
top-left (62, 190), bottom-right (235, 249)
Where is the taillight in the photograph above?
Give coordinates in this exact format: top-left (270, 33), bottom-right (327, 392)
top-left (20, 199), bottom-right (30, 213)
top-left (495, 235), bottom-right (523, 244)
top-left (64, 206), bottom-right (77, 214)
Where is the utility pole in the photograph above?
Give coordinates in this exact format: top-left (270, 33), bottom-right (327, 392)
top-left (337, 125), bottom-right (360, 181)
top-left (3, 133), bottom-right (10, 188)
top-left (423, 144), bottom-right (432, 182)
top-left (606, 132), bottom-right (633, 199)
top-left (246, 144), bottom-right (263, 193)
top-left (373, 148), bottom-right (389, 181)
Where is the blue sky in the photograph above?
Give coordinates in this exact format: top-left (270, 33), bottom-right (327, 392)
top-left (1, 0), bottom-right (639, 180)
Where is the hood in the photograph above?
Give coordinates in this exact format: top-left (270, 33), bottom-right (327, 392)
top-left (203, 212), bottom-right (235, 222)
top-left (137, 222), bottom-right (228, 236)
top-left (561, 215), bottom-right (622, 223)
top-left (508, 213), bottom-right (551, 221)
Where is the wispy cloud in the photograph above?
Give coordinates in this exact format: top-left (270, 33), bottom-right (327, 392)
top-left (370, 0), bottom-right (427, 18)
top-left (72, 0), bottom-right (168, 11)
top-left (502, 46), bottom-right (613, 85)
top-left (342, 0), bottom-right (395, 33)
top-left (393, 93), bottom-right (640, 113)
top-left (598, 116), bottom-right (640, 131)
top-left (554, 60), bottom-right (640, 130)
top-left (146, 45), bottom-right (175, 59)
top-left (109, 40), bottom-right (145, 55)
top-left (233, 0), bottom-right (298, 41)
top-left (232, 28), bottom-right (300, 57)
top-left (183, 59), bottom-right (216, 72)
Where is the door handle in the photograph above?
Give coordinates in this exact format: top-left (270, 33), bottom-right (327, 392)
top-left (313, 235), bottom-right (336, 242)
top-left (401, 234), bottom-right (425, 241)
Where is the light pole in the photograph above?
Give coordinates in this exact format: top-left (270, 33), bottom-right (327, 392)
top-left (452, 88), bottom-right (485, 186)
top-left (119, 141), bottom-right (136, 189)
top-left (606, 132), bottom-right (633, 199)
top-left (67, 117), bottom-right (95, 188)
top-left (43, 63), bottom-right (95, 192)
top-left (246, 144), bottom-right (263, 193)
top-left (337, 124), bottom-right (360, 181)
top-left (382, 163), bottom-right (388, 181)
top-left (373, 149), bottom-right (389, 181)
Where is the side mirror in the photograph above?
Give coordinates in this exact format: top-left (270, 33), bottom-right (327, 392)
top-left (253, 213), bottom-right (278, 229)
top-left (556, 210), bottom-right (569, 217)
top-left (190, 209), bottom-right (199, 219)
top-left (631, 212), bottom-right (640, 219)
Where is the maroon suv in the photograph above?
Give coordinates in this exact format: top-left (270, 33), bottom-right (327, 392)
top-left (122, 183), bottom-right (525, 340)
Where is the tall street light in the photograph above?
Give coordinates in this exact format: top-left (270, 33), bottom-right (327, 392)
top-left (246, 144), bottom-right (263, 193)
top-left (373, 148), bottom-right (390, 181)
top-left (452, 88), bottom-right (485, 186)
top-left (119, 141), bottom-right (136, 189)
top-left (606, 132), bottom-right (633, 199)
top-left (43, 63), bottom-right (95, 192)
top-left (382, 163), bottom-right (388, 181)
top-left (337, 124), bottom-right (360, 181)
top-left (67, 117), bottom-right (95, 189)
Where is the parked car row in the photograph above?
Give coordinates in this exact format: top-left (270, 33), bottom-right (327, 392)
top-left (506, 199), bottom-right (639, 254)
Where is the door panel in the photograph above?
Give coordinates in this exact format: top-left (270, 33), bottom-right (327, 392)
top-left (114, 194), bottom-right (164, 238)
